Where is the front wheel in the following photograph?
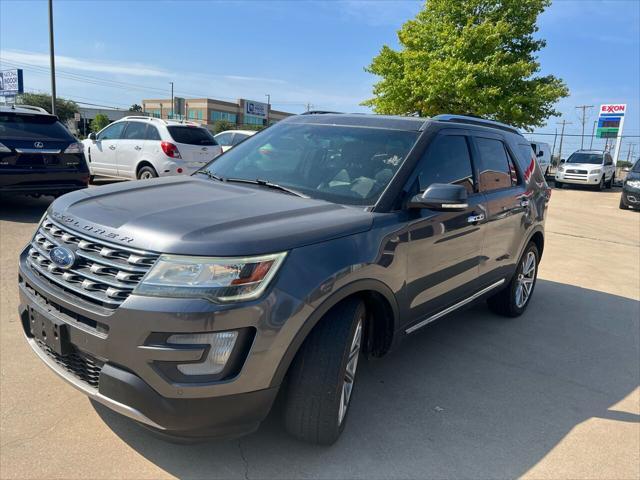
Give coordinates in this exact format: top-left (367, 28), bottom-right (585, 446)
top-left (487, 243), bottom-right (539, 317)
top-left (283, 298), bottom-right (365, 445)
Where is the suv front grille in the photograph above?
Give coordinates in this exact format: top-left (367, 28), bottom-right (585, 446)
top-left (27, 216), bottom-right (158, 309)
top-left (37, 340), bottom-right (103, 388)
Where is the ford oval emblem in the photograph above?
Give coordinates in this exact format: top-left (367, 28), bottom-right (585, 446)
top-left (49, 246), bottom-right (76, 269)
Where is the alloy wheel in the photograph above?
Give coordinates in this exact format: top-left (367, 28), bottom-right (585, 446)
top-left (515, 251), bottom-right (536, 309)
top-left (338, 318), bottom-right (363, 425)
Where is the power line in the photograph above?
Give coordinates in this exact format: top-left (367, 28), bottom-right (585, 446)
top-left (575, 105), bottom-right (594, 149)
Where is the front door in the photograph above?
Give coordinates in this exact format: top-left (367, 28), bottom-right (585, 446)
top-left (404, 130), bottom-right (487, 329)
top-left (116, 121), bottom-right (148, 179)
top-left (89, 122), bottom-right (126, 177)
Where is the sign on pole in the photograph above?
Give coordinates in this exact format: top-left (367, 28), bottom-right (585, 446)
top-left (0, 69), bottom-right (24, 96)
top-left (597, 104), bottom-right (626, 165)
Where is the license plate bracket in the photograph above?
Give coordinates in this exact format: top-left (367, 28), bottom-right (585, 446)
top-left (29, 308), bottom-right (71, 356)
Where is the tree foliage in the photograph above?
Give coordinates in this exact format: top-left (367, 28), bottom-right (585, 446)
top-left (212, 120), bottom-right (236, 134)
top-left (91, 114), bottom-right (110, 133)
top-left (17, 93), bottom-right (79, 122)
top-left (129, 104), bottom-right (143, 112)
top-left (362, 0), bottom-right (569, 129)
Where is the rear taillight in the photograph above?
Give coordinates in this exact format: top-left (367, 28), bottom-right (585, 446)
top-left (0, 141), bottom-right (11, 153)
top-left (63, 142), bottom-right (84, 154)
top-left (161, 141), bottom-right (182, 159)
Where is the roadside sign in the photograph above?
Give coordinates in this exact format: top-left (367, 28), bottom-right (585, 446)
top-left (74, 112), bottom-right (81, 121)
top-left (0, 69), bottom-right (24, 95)
top-left (244, 99), bottom-right (268, 118)
top-left (597, 104), bottom-right (626, 165)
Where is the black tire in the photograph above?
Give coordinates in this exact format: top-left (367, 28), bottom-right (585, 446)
top-left (487, 243), bottom-right (539, 317)
top-left (89, 175), bottom-right (95, 184)
top-left (137, 165), bottom-right (158, 180)
top-left (555, 181), bottom-right (562, 189)
top-left (619, 196), bottom-right (627, 209)
top-left (607, 175), bottom-right (614, 189)
top-left (597, 176), bottom-right (605, 191)
top-left (283, 298), bottom-right (365, 445)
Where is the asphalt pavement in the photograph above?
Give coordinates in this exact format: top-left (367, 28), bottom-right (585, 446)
top-left (1, 184), bottom-right (638, 479)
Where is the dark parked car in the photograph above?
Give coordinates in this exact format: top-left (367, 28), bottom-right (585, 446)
top-left (18, 113), bottom-right (549, 445)
top-left (620, 159), bottom-right (640, 209)
top-left (0, 105), bottom-right (88, 196)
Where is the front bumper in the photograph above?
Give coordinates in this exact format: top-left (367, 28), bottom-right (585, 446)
top-left (555, 171), bottom-right (602, 185)
top-left (18, 249), bottom-right (302, 438)
top-left (621, 184), bottom-right (640, 208)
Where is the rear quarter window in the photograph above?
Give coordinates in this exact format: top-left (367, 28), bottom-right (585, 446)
top-left (0, 114), bottom-right (74, 141)
top-left (168, 126), bottom-right (217, 146)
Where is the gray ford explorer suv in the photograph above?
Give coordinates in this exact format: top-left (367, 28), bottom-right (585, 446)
top-left (18, 113), bottom-right (549, 445)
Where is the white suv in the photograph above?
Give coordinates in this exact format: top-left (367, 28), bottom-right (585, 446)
top-left (555, 150), bottom-right (616, 190)
top-left (83, 117), bottom-right (222, 180)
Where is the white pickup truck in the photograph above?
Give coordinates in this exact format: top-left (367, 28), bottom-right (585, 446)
top-left (555, 150), bottom-right (616, 190)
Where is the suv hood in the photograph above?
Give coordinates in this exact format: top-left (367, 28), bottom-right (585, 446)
top-left (48, 176), bottom-right (374, 256)
top-left (563, 163), bottom-right (603, 170)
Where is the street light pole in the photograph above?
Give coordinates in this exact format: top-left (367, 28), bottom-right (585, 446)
top-left (48, 0), bottom-right (57, 115)
top-left (170, 82), bottom-right (174, 119)
top-left (265, 94), bottom-right (270, 125)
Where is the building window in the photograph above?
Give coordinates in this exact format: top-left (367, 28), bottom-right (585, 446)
top-left (188, 110), bottom-right (202, 120)
top-left (244, 114), bottom-right (265, 126)
top-left (211, 111), bottom-right (237, 123)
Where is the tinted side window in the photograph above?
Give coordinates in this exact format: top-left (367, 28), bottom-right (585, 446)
top-left (604, 154), bottom-right (613, 165)
top-left (216, 132), bottom-right (232, 146)
top-left (98, 122), bottom-right (125, 141)
top-left (122, 122), bottom-right (147, 140)
top-left (416, 135), bottom-right (474, 194)
top-left (476, 137), bottom-right (517, 192)
top-left (146, 125), bottom-right (161, 141)
top-left (231, 133), bottom-right (249, 146)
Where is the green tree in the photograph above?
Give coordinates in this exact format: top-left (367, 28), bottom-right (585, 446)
top-left (129, 103), bottom-right (142, 112)
top-left (91, 114), bottom-right (110, 133)
top-left (17, 93), bottom-right (79, 122)
top-left (362, 0), bottom-right (569, 129)
top-left (212, 120), bottom-right (236, 134)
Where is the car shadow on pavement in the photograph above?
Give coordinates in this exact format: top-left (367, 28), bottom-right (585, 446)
top-left (94, 279), bottom-right (639, 479)
top-left (0, 194), bottom-right (53, 223)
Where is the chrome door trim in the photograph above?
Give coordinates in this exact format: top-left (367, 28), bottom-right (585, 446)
top-left (405, 278), bottom-right (505, 334)
top-left (15, 148), bottom-right (62, 154)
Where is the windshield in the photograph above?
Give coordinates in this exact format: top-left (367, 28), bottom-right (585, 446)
top-left (202, 122), bottom-right (419, 206)
top-left (168, 126), bottom-right (217, 145)
top-left (566, 152), bottom-right (603, 165)
top-left (0, 113), bottom-right (74, 141)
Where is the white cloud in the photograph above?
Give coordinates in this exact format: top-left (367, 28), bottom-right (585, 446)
top-left (0, 49), bottom-right (171, 77)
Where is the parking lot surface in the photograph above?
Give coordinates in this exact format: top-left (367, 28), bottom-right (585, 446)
top-left (1, 186), bottom-right (639, 480)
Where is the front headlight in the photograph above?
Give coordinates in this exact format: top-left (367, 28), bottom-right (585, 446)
top-left (591, 168), bottom-right (601, 174)
top-left (135, 252), bottom-right (287, 302)
top-left (557, 166), bottom-right (564, 172)
top-left (627, 179), bottom-right (640, 188)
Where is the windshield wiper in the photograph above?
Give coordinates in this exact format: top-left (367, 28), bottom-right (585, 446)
top-left (196, 170), bottom-right (224, 181)
top-left (225, 178), bottom-right (308, 198)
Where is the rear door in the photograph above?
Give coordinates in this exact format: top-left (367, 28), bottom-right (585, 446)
top-left (167, 126), bottom-right (221, 167)
top-left (472, 133), bottom-right (528, 285)
top-left (116, 121), bottom-right (148, 178)
top-left (89, 122), bottom-right (125, 177)
top-left (404, 130), bottom-right (487, 327)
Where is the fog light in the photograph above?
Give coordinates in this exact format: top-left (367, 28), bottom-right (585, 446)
top-left (167, 331), bottom-right (238, 375)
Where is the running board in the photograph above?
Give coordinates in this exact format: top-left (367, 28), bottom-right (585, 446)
top-left (405, 279), bottom-right (506, 334)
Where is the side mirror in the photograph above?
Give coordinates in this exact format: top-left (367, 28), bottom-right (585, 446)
top-left (560, 159), bottom-right (566, 164)
top-left (408, 183), bottom-right (469, 211)
top-left (88, 132), bottom-right (97, 141)
top-left (537, 151), bottom-right (544, 157)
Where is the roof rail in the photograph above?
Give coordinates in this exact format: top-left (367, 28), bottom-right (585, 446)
top-left (12, 105), bottom-right (50, 114)
top-left (300, 110), bottom-right (342, 115)
top-left (432, 114), bottom-right (520, 135)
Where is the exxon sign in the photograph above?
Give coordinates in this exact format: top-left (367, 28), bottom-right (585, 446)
top-left (597, 103), bottom-right (626, 139)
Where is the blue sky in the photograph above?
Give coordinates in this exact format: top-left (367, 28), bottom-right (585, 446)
top-left (1, 0), bottom-right (638, 157)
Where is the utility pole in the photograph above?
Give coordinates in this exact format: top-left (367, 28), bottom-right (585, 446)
top-left (48, 0), bottom-right (57, 115)
top-left (589, 120), bottom-right (597, 149)
top-left (551, 127), bottom-right (558, 158)
top-left (265, 94), bottom-right (270, 125)
top-left (169, 82), bottom-right (174, 119)
top-left (557, 120), bottom-right (572, 163)
top-left (576, 105), bottom-right (593, 149)
top-left (306, 103), bottom-right (313, 112)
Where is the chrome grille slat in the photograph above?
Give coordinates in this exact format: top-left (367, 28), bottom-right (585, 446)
top-left (28, 215), bottom-right (159, 309)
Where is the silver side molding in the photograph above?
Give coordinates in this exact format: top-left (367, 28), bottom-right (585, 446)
top-left (405, 278), bottom-right (506, 334)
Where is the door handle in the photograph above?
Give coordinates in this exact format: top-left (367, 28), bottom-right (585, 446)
top-left (134, 146), bottom-right (142, 151)
top-left (467, 213), bottom-right (485, 223)
top-left (108, 145), bottom-right (116, 150)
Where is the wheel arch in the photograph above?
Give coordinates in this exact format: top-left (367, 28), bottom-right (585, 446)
top-left (136, 160), bottom-right (157, 176)
top-left (270, 279), bottom-right (399, 387)
top-left (527, 228), bottom-right (545, 260)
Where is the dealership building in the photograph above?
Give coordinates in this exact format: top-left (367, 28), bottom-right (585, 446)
top-left (141, 97), bottom-right (293, 129)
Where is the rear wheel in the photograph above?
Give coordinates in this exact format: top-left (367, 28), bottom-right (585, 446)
top-left (137, 165), bottom-right (158, 180)
top-left (283, 298), bottom-right (365, 445)
top-left (487, 243), bottom-right (539, 317)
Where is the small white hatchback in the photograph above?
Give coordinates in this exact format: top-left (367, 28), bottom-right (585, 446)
top-left (83, 116), bottom-right (222, 180)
